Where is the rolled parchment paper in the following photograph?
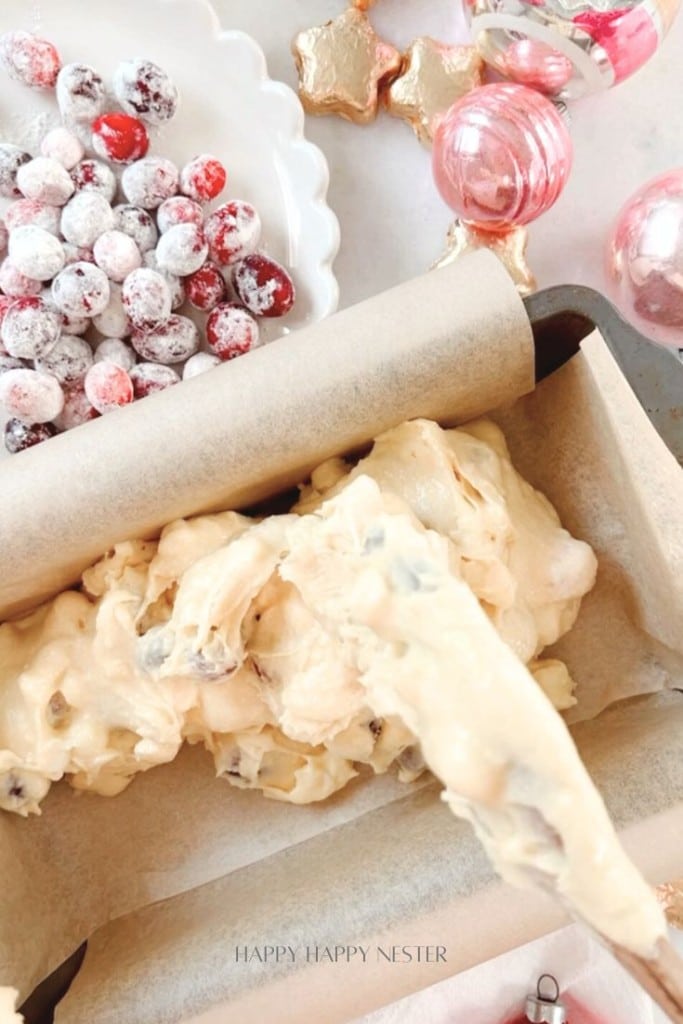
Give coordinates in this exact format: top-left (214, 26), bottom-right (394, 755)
top-left (0, 251), bottom-right (533, 619)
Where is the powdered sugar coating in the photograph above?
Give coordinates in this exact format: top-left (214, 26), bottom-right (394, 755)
top-left (155, 223), bottom-right (207, 276)
top-left (5, 199), bottom-right (61, 236)
top-left (185, 261), bottom-right (225, 312)
top-left (57, 63), bottom-right (107, 125)
top-left (93, 337), bottom-right (136, 370)
top-left (40, 127), bottom-right (84, 170)
top-left (71, 159), bottom-right (117, 202)
top-left (4, 417), bottom-right (56, 452)
top-left (92, 282), bottom-right (131, 339)
top-left (156, 196), bottom-right (203, 234)
top-left (16, 157), bottom-right (74, 207)
top-left (121, 158), bottom-right (179, 210)
top-left (206, 302), bottom-right (260, 361)
top-left (62, 242), bottom-right (95, 266)
top-left (114, 204), bottom-right (158, 253)
top-left (131, 314), bottom-right (199, 364)
top-left (113, 58), bottom-right (179, 126)
top-left (182, 351), bottom-right (220, 380)
top-left (0, 145), bottom-right (31, 199)
top-left (0, 31), bottom-right (61, 89)
top-left (84, 361), bottom-right (133, 414)
top-left (232, 253), bottom-right (295, 318)
top-left (121, 267), bottom-right (172, 329)
top-left (61, 192), bottom-right (115, 248)
top-left (0, 260), bottom-right (42, 297)
top-left (142, 249), bottom-right (185, 309)
top-left (0, 367), bottom-right (64, 423)
top-left (1, 296), bottom-right (62, 358)
top-left (52, 262), bottom-right (110, 318)
top-left (130, 361), bottom-right (180, 397)
top-left (53, 385), bottom-right (99, 430)
top-left (92, 112), bottom-right (149, 165)
top-left (39, 286), bottom-right (89, 336)
top-left (204, 200), bottom-right (261, 266)
top-left (180, 155), bottom-right (226, 203)
top-left (9, 226), bottom-right (65, 281)
top-left (93, 230), bottom-right (141, 283)
top-left (35, 334), bottom-right (92, 385)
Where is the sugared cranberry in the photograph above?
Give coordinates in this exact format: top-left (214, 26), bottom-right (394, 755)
top-left (113, 204), bottom-right (158, 252)
top-left (206, 302), bottom-right (260, 361)
top-left (0, 367), bottom-right (64, 423)
top-left (40, 127), bottom-right (84, 170)
top-left (9, 225), bottom-right (65, 281)
top-left (130, 315), bottom-right (199, 364)
top-left (5, 199), bottom-right (61, 236)
top-left (232, 253), bottom-right (295, 318)
top-left (142, 250), bottom-right (185, 309)
top-left (121, 157), bottom-right (179, 210)
top-left (157, 196), bottom-right (203, 234)
top-left (184, 261), bottom-right (226, 312)
top-left (84, 362), bottom-right (134, 414)
top-left (70, 159), bottom-right (117, 202)
top-left (35, 335), bottom-right (93, 386)
top-left (92, 113), bottom-right (149, 165)
top-left (1, 296), bottom-right (62, 359)
top-left (92, 283), bottom-right (131, 339)
top-left (52, 262), bottom-right (110, 318)
top-left (0, 144), bottom-right (31, 199)
top-left (182, 351), bottom-right (220, 380)
top-left (180, 155), bottom-right (226, 203)
top-left (0, 31), bottom-right (61, 89)
top-left (57, 63), bottom-right (106, 124)
top-left (155, 223), bottom-right (207, 276)
top-left (93, 337), bottom-right (136, 370)
top-left (121, 267), bottom-right (172, 329)
top-left (93, 230), bottom-right (142, 283)
top-left (16, 157), bottom-right (74, 206)
top-left (204, 200), bottom-right (261, 266)
top-left (0, 260), bottom-right (41, 298)
top-left (4, 417), bottom-right (56, 454)
top-left (113, 59), bottom-right (178, 125)
top-left (130, 362), bottom-right (180, 398)
top-left (53, 386), bottom-right (100, 431)
top-left (61, 192), bottom-right (115, 248)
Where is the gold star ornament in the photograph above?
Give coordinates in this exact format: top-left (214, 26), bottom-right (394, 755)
top-left (432, 220), bottom-right (537, 297)
top-left (385, 37), bottom-right (484, 145)
top-left (292, 7), bottom-right (402, 125)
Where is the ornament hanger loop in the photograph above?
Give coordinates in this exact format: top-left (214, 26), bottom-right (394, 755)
top-left (536, 974), bottom-right (560, 1004)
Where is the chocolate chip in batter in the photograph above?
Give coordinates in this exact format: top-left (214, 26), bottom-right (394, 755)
top-left (47, 690), bottom-right (72, 729)
top-left (368, 718), bottom-right (383, 739)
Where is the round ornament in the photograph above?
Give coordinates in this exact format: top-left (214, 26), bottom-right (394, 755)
top-left (605, 167), bottom-right (683, 347)
top-left (466, 0), bottom-right (680, 98)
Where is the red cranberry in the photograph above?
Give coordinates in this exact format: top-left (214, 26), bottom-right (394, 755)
top-left (206, 302), bottom-right (260, 361)
top-left (180, 155), bottom-right (227, 203)
top-left (4, 417), bottom-right (56, 454)
top-left (204, 200), bottom-right (261, 266)
top-left (92, 113), bottom-right (149, 165)
top-left (84, 362), bottom-right (134, 414)
top-left (0, 31), bottom-right (61, 89)
top-left (232, 253), bottom-right (295, 318)
top-left (130, 362), bottom-right (180, 398)
top-left (184, 262), bottom-right (226, 312)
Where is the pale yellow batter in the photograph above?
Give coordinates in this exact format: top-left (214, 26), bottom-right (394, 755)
top-left (0, 417), bottom-right (665, 953)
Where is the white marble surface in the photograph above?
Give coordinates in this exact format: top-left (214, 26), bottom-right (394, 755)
top-left (215, 0), bottom-right (683, 310)
top-left (208, 3), bottom-right (683, 1021)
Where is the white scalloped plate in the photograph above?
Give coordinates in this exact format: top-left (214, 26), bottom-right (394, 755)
top-left (0, 0), bottom-right (340, 338)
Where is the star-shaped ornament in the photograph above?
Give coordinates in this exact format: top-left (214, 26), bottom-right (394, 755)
top-left (432, 220), bottom-right (537, 297)
top-left (385, 37), bottom-right (484, 145)
top-left (292, 7), bottom-right (402, 125)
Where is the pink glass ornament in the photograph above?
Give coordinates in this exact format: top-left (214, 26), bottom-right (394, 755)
top-left (432, 83), bottom-right (573, 232)
top-left (606, 168), bottom-right (683, 348)
top-left (503, 39), bottom-right (574, 94)
top-left (468, 0), bottom-right (680, 99)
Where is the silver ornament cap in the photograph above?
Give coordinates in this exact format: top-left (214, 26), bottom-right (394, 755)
top-left (525, 975), bottom-right (567, 1023)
